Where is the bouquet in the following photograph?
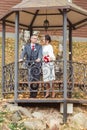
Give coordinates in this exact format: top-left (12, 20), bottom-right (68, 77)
top-left (43, 55), bottom-right (50, 62)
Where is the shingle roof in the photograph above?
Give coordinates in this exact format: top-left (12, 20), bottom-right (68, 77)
top-left (0, 0), bottom-right (87, 30)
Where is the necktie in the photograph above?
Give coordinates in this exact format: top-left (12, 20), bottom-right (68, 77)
top-left (32, 44), bottom-right (35, 51)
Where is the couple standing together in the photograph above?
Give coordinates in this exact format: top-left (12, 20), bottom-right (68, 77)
top-left (20, 34), bottom-right (55, 98)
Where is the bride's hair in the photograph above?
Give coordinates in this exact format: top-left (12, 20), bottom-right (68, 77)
top-left (45, 34), bottom-right (51, 43)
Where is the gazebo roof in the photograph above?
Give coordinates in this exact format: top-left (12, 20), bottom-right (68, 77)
top-left (0, 0), bottom-right (87, 30)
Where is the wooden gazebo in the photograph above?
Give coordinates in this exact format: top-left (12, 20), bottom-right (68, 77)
top-left (0, 0), bottom-right (87, 122)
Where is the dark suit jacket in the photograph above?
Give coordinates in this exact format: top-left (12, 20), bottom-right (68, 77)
top-left (20, 43), bottom-right (42, 96)
top-left (20, 43), bottom-right (42, 61)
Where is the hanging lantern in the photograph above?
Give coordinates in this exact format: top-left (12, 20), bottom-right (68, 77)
top-left (43, 10), bottom-right (49, 31)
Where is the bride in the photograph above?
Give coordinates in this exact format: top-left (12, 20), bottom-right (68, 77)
top-left (42, 34), bottom-right (56, 98)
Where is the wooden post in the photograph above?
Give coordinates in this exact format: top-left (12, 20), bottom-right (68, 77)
top-left (2, 20), bottom-right (5, 97)
top-left (63, 9), bottom-right (67, 123)
top-left (14, 11), bottom-right (19, 103)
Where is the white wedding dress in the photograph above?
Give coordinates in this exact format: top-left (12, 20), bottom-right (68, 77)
top-left (42, 44), bottom-right (55, 82)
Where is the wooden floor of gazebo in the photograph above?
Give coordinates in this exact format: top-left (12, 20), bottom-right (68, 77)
top-left (5, 98), bottom-right (87, 105)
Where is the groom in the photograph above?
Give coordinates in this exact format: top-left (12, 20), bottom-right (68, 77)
top-left (20, 34), bottom-right (42, 98)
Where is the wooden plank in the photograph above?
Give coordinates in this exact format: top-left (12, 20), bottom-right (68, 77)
top-left (5, 98), bottom-right (87, 104)
top-left (19, 80), bottom-right (87, 86)
top-left (19, 80), bottom-right (63, 84)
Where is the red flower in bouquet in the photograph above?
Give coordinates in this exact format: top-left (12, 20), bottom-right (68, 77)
top-left (43, 55), bottom-right (50, 62)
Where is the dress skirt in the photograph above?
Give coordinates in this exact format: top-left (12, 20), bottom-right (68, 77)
top-left (42, 61), bottom-right (55, 82)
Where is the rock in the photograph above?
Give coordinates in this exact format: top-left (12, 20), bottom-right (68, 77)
top-left (33, 120), bottom-right (46, 130)
top-left (45, 112), bottom-right (63, 128)
top-left (6, 104), bottom-right (20, 112)
top-left (24, 120), bottom-right (46, 130)
top-left (24, 121), bottom-right (34, 130)
top-left (1, 101), bottom-right (87, 130)
top-left (6, 104), bottom-right (31, 118)
top-left (19, 107), bottom-right (31, 118)
top-left (47, 118), bottom-right (59, 130)
top-left (12, 111), bottom-right (22, 122)
top-left (72, 112), bottom-right (87, 129)
top-left (32, 111), bottom-right (44, 119)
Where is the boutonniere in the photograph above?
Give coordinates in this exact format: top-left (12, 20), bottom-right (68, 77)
top-left (34, 48), bottom-right (37, 51)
